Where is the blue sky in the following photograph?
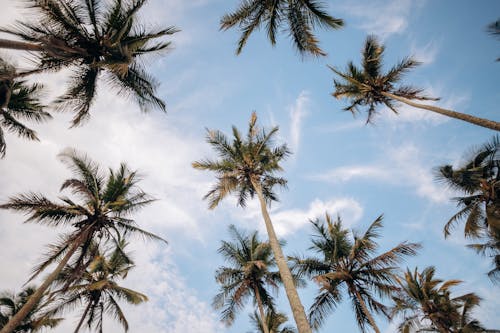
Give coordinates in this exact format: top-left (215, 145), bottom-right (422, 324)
top-left (0, 0), bottom-right (499, 332)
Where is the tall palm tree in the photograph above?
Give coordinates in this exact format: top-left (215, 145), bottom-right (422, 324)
top-left (248, 310), bottom-right (297, 333)
top-left (0, 0), bottom-right (178, 126)
top-left (48, 239), bottom-right (147, 332)
top-left (0, 286), bottom-right (62, 332)
top-left (291, 214), bottom-right (420, 333)
top-left (0, 149), bottom-right (166, 333)
top-left (221, 0), bottom-right (343, 57)
top-left (213, 225), bottom-right (283, 333)
top-left (436, 135), bottom-right (500, 281)
top-left (330, 35), bottom-right (500, 131)
top-left (0, 59), bottom-right (51, 158)
top-left (193, 112), bottom-right (312, 333)
top-left (391, 267), bottom-right (488, 333)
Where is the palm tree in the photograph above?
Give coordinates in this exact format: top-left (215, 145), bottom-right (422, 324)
top-left (291, 214), bottom-right (420, 332)
top-left (193, 112), bottom-right (312, 333)
top-left (0, 149), bottom-right (166, 333)
top-left (248, 310), bottom-right (297, 333)
top-left (213, 225), bottom-right (283, 333)
top-left (436, 135), bottom-right (500, 281)
top-left (221, 0), bottom-right (343, 57)
top-left (0, 59), bottom-right (51, 158)
top-left (0, 286), bottom-right (62, 332)
top-left (48, 239), bottom-right (147, 332)
top-left (330, 35), bottom-right (500, 131)
top-left (0, 0), bottom-right (178, 126)
top-left (391, 267), bottom-right (488, 333)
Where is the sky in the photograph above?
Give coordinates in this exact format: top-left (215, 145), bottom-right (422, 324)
top-left (0, 0), bottom-right (499, 332)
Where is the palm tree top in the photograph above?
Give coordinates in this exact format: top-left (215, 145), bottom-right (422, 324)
top-left (221, 0), bottom-right (343, 57)
top-left (330, 35), bottom-right (437, 123)
top-left (0, 58), bottom-right (51, 158)
top-left (0, 0), bottom-right (179, 126)
top-left (213, 225), bottom-right (281, 326)
top-left (193, 112), bottom-right (290, 209)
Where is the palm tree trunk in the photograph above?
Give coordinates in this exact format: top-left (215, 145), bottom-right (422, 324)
top-left (74, 302), bottom-right (92, 333)
top-left (381, 91), bottom-right (500, 131)
top-left (350, 286), bottom-right (380, 333)
top-left (0, 39), bottom-right (43, 52)
top-left (0, 228), bottom-right (91, 333)
top-left (253, 286), bottom-right (271, 333)
top-left (252, 181), bottom-right (312, 333)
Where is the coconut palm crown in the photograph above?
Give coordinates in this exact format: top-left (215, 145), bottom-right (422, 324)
top-left (0, 59), bottom-right (51, 158)
top-left (221, 0), bottom-right (343, 57)
top-left (213, 225), bottom-right (282, 329)
top-left (391, 267), bottom-right (488, 333)
top-left (0, 287), bottom-right (62, 332)
top-left (193, 111), bottom-right (289, 209)
top-left (0, 0), bottom-right (178, 126)
top-left (0, 149), bottom-right (165, 333)
top-left (291, 214), bottom-right (420, 332)
top-left (248, 310), bottom-right (297, 333)
top-left (330, 35), bottom-right (500, 131)
top-left (436, 136), bottom-right (500, 281)
top-left (48, 239), bottom-right (148, 332)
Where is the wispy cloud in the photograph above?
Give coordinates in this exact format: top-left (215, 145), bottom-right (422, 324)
top-left (337, 0), bottom-right (426, 38)
top-left (310, 143), bottom-right (452, 203)
top-left (289, 91), bottom-right (310, 156)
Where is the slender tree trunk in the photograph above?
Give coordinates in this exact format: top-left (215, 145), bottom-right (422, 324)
top-left (254, 286), bottom-right (271, 333)
top-left (381, 91), bottom-right (500, 132)
top-left (0, 39), bottom-right (43, 52)
top-left (74, 301), bottom-right (92, 333)
top-left (252, 182), bottom-right (312, 333)
top-left (350, 286), bottom-right (380, 333)
top-left (0, 228), bottom-right (91, 333)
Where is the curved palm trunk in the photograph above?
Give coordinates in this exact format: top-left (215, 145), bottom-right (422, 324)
top-left (74, 302), bottom-right (92, 333)
top-left (253, 182), bottom-right (312, 333)
top-left (350, 286), bottom-right (380, 333)
top-left (0, 228), bottom-right (91, 333)
top-left (254, 286), bottom-right (271, 333)
top-left (381, 91), bottom-right (500, 132)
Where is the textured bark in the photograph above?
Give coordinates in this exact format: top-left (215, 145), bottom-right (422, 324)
top-left (253, 182), bottom-right (312, 333)
top-left (382, 91), bottom-right (500, 132)
top-left (254, 285), bottom-right (271, 333)
top-left (351, 286), bottom-right (380, 333)
top-left (0, 228), bottom-right (91, 333)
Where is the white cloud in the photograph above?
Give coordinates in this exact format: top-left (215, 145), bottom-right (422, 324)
top-left (411, 40), bottom-right (440, 65)
top-left (289, 91), bottom-right (309, 156)
top-left (235, 197), bottom-right (364, 237)
top-left (337, 0), bottom-right (426, 38)
top-left (310, 143), bottom-right (452, 203)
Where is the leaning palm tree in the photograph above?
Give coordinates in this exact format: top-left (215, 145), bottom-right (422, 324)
top-left (213, 225), bottom-right (283, 333)
top-left (391, 267), bottom-right (488, 333)
top-left (248, 310), bottom-right (297, 333)
top-left (0, 286), bottom-right (62, 332)
top-left (436, 135), bottom-right (500, 281)
top-left (330, 35), bottom-right (500, 131)
top-left (291, 214), bottom-right (420, 333)
top-left (221, 0), bottom-right (343, 57)
top-left (48, 239), bottom-right (147, 332)
top-left (193, 112), bottom-right (312, 333)
top-left (0, 0), bottom-right (178, 126)
top-left (0, 149), bottom-right (166, 333)
top-left (0, 59), bottom-right (51, 158)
